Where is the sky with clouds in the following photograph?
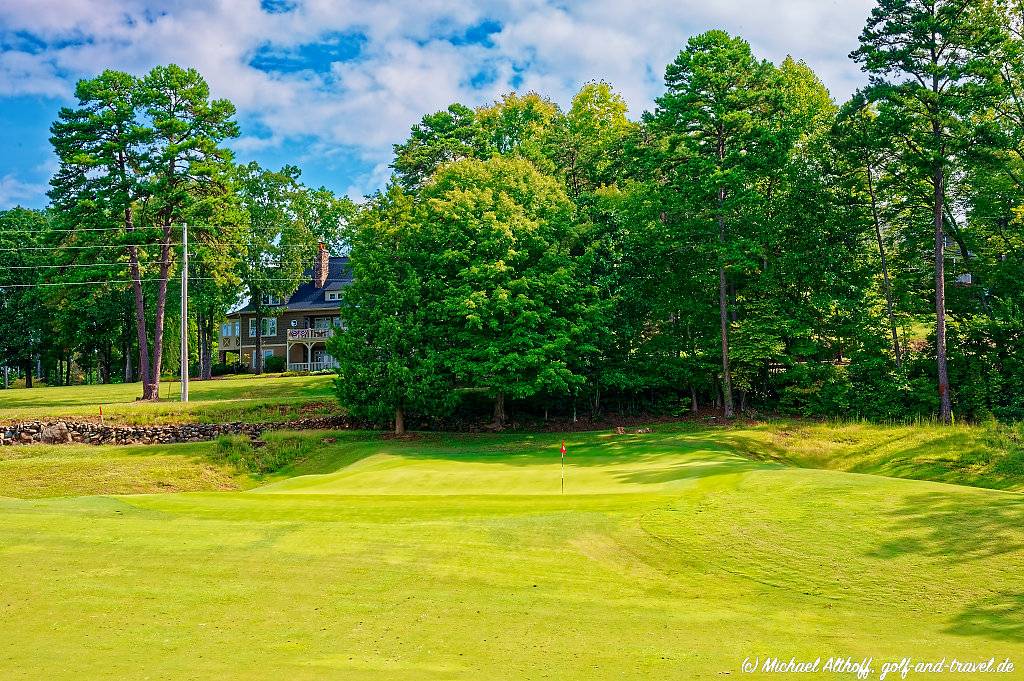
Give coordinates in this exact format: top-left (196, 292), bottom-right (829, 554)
top-left (0, 0), bottom-right (875, 209)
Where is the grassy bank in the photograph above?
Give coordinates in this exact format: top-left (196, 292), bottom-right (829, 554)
top-left (0, 373), bottom-right (337, 425)
top-left (4, 420), bottom-right (1023, 499)
top-left (752, 420), bottom-right (1024, 491)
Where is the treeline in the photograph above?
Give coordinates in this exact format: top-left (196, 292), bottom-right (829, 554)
top-left (330, 1), bottom-right (1024, 431)
top-left (0, 66), bottom-right (352, 392)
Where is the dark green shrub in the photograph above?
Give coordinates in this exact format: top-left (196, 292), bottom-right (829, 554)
top-left (211, 361), bottom-right (248, 376)
top-left (263, 355), bottom-right (286, 373)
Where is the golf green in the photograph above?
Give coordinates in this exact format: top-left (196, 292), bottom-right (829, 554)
top-left (1, 429), bottom-right (1021, 679)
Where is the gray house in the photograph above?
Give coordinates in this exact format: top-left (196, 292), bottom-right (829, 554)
top-left (219, 244), bottom-right (352, 371)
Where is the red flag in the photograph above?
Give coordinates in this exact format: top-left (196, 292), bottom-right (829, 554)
top-left (560, 441), bottom-right (567, 457)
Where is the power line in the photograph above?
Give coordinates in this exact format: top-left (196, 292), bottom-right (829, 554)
top-left (0, 243), bottom-right (183, 251)
top-left (0, 227), bottom-right (165, 233)
top-left (4, 261), bottom-right (173, 269)
top-left (0, 242), bottom-right (320, 252)
top-left (0, 276), bottom-right (318, 289)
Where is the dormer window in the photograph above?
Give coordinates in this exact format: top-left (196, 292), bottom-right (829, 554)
top-left (326, 291), bottom-right (341, 301)
top-left (261, 294), bottom-right (282, 306)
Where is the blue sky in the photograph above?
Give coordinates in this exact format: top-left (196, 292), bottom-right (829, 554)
top-left (0, 0), bottom-right (873, 209)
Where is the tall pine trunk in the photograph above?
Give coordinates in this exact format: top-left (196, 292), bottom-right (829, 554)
top-left (147, 233), bottom-right (173, 400)
top-left (122, 152), bottom-right (152, 398)
top-left (128, 244), bottom-right (152, 397)
top-left (933, 151), bottom-right (952, 423)
top-left (867, 166), bottom-right (901, 367)
top-left (717, 186), bottom-right (734, 420)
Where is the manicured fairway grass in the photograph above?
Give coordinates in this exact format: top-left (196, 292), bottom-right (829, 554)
top-left (0, 373), bottom-right (336, 424)
top-left (1, 426), bottom-right (1022, 679)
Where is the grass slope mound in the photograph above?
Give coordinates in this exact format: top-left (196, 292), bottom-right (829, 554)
top-left (0, 426), bottom-right (1022, 679)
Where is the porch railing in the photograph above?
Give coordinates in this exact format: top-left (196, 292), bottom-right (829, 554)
top-left (287, 359), bottom-right (339, 373)
top-left (287, 328), bottom-right (334, 341)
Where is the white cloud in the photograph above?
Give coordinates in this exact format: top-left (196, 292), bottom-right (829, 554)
top-left (0, 174), bottom-right (48, 208)
top-left (0, 0), bottom-right (876, 195)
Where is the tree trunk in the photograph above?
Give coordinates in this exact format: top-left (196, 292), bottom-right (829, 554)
top-left (100, 344), bottom-right (111, 384)
top-left (718, 187), bottom-right (734, 420)
top-left (146, 234), bottom-right (173, 400)
top-left (124, 335), bottom-right (133, 384)
top-left (122, 308), bottom-right (134, 384)
top-left (933, 157), bottom-right (952, 423)
top-left (120, 154), bottom-right (152, 398)
top-left (23, 358), bottom-right (32, 388)
top-left (866, 165), bottom-right (902, 367)
top-left (207, 315), bottom-right (216, 379)
top-left (65, 353), bottom-right (72, 386)
top-left (690, 385), bottom-right (699, 414)
top-left (201, 312), bottom-right (215, 380)
top-left (492, 392), bottom-right (506, 430)
top-left (395, 405), bottom-right (406, 435)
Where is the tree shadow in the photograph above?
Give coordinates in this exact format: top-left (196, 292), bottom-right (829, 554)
top-left (946, 593), bottom-right (1024, 642)
top-left (866, 490), bottom-right (1024, 563)
top-left (867, 489), bottom-right (1024, 643)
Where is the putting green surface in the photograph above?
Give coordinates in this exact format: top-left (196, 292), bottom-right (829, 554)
top-left (1, 429), bottom-right (1022, 679)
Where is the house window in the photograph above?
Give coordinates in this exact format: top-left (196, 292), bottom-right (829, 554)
top-left (261, 294), bottom-right (282, 306)
top-left (314, 317), bottom-right (331, 330)
top-left (332, 316), bottom-right (342, 328)
top-left (233, 320), bottom-right (240, 336)
top-left (248, 318), bottom-right (277, 337)
top-left (221, 323), bottom-right (230, 337)
top-left (326, 291), bottom-right (340, 301)
top-left (251, 349), bottom-right (276, 368)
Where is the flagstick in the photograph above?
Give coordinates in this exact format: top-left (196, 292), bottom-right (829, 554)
top-left (559, 440), bottom-right (567, 494)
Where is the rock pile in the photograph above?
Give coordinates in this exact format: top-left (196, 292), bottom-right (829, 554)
top-left (0, 415), bottom-right (352, 447)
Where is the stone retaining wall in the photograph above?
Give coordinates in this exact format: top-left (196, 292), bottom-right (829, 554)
top-left (0, 415), bottom-right (352, 446)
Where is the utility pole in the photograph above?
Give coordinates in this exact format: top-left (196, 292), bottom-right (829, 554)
top-left (180, 222), bottom-right (189, 403)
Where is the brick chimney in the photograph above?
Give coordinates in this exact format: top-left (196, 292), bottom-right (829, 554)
top-left (314, 242), bottom-right (329, 289)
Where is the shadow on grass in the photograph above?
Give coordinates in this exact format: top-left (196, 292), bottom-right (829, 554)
top-left (867, 491), bottom-right (1024, 563)
top-left (946, 593), bottom-right (1024, 642)
top-left (867, 490), bottom-right (1024, 643)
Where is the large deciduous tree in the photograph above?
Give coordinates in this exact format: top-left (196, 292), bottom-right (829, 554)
top-left (328, 185), bottom-right (447, 434)
top-left (416, 156), bottom-right (598, 429)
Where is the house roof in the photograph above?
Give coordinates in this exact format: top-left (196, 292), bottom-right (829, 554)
top-left (229, 255), bottom-right (351, 315)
